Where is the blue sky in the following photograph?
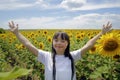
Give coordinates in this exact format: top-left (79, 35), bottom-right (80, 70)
top-left (0, 0), bottom-right (120, 29)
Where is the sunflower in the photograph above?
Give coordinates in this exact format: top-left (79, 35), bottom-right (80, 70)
top-left (39, 42), bottom-right (44, 50)
top-left (113, 54), bottom-right (120, 60)
top-left (47, 36), bottom-right (52, 43)
top-left (0, 34), bottom-right (6, 39)
top-left (75, 34), bottom-right (83, 42)
top-left (97, 32), bottom-right (120, 57)
top-left (89, 45), bottom-right (97, 54)
top-left (43, 30), bottom-right (48, 35)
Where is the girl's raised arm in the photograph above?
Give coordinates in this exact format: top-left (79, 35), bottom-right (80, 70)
top-left (80, 22), bottom-right (112, 57)
top-left (9, 21), bottom-right (39, 56)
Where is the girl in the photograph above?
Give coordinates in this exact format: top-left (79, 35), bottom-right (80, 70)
top-left (8, 21), bottom-right (112, 80)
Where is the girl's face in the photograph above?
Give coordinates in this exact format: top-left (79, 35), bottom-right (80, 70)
top-left (53, 35), bottom-right (68, 55)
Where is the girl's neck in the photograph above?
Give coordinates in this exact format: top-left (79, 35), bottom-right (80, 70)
top-left (56, 51), bottom-right (64, 55)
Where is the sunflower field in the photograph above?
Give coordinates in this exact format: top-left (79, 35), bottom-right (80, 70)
top-left (0, 29), bottom-right (120, 80)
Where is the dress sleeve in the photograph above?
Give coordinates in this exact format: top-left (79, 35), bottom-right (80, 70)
top-left (70, 49), bottom-right (82, 62)
top-left (37, 49), bottom-right (49, 65)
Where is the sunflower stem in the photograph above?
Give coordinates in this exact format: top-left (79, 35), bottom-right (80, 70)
top-left (109, 57), bottom-right (113, 80)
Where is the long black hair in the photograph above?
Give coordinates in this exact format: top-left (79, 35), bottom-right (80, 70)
top-left (52, 31), bottom-right (74, 80)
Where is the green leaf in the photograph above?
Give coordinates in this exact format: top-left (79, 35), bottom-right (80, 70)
top-left (0, 66), bottom-right (32, 80)
top-left (90, 71), bottom-right (101, 79)
top-left (90, 65), bottom-right (110, 79)
top-left (96, 65), bottom-right (109, 73)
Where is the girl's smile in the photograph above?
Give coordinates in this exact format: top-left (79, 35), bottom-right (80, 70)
top-left (53, 35), bottom-right (68, 55)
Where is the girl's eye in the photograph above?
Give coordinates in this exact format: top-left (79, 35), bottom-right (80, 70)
top-left (54, 39), bottom-right (66, 43)
top-left (54, 39), bottom-right (58, 42)
top-left (61, 40), bottom-right (65, 43)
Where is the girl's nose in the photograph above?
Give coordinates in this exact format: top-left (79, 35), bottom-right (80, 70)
top-left (57, 41), bottom-right (61, 44)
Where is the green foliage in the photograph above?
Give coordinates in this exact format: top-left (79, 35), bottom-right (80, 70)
top-left (0, 28), bottom-right (5, 34)
top-left (75, 52), bottom-right (120, 80)
top-left (0, 37), bottom-right (44, 80)
top-left (0, 66), bottom-right (32, 80)
top-left (0, 30), bottom-right (120, 80)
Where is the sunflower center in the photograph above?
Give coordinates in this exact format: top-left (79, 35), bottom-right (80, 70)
top-left (103, 39), bottom-right (118, 51)
top-left (91, 46), bottom-right (96, 52)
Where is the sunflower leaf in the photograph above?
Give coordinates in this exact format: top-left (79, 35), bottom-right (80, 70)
top-left (90, 71), bottom-right (101, 78)
top-left (90, 65), bottom-right (110, 79)
top-left (96, 65), bottom-right (109, 73)
top-left (0, 66), bottom-right (32, 80)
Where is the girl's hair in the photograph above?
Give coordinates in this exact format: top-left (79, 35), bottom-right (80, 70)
top-left (52, 31), bottom-right (74, 80)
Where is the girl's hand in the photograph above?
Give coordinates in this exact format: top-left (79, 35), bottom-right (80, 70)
top-left (8, 21), bottom-right (19, 34)
top-left (101, 22), bottom-right (112, 35)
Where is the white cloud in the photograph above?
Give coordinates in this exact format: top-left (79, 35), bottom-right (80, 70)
top-left (0, 0), bottom-right (48, 10)
top-left (60, 0), bottom-right (120, 11)
top-left (8, 17), bottom-right (56, 29)
top-left (34, 0), bottom-right (49, 8)
top-left (72, 3), bottom-right (120, 11)
top-left (60, 0), bottom-right (86, 9)
top-left (0, 0), bottom-right (119, 11)
top-left (61, 13), bottom-right (120, 29)
top-left (5, 13), bottom-right (120, 29)
top-left (0, 0), bottom-right (30, 10)
top-left (0, 0), bottom-right (63, 10)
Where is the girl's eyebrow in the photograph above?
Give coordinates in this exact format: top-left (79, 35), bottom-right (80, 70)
top-left (53, 38), bottom-right (57, 40)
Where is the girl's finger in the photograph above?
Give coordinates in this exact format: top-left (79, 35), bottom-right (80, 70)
top-left (103, 24), bottom-right (105, 28)
top-left (16, 24), bottom-right (18, 27)
top-left (106, 21), bottom-right (110, 27)
top-left (9, 22), bottom-right (14, 28)
top-left (9, 22), bottom-right (12, 28)
top-left (106, 23), bottom-right (112, 29)
top-left (109, 24), bottom-right (112, 28)
top-left (11, 21), bottom-right (14, 26)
